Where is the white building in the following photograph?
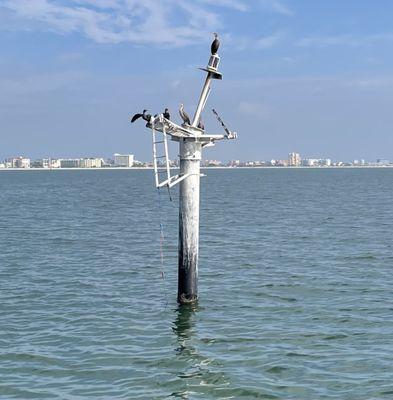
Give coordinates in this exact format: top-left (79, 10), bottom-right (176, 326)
top-left (50, 159), bottom-right (61, 168)
top-left (7, 157), bottom-right (30, 168)
top-left (36, 158), bottom-right (61, 168)
top-left (79, 158), bottom-right (103, 168)
top-left (288, 152), bottom-right (301, 166)
top-left (302, 158), bottom-right (331, 167)
top-left (41, 159), bottom-right (50, 168)
top-left (114, 153), bottom-right (134, 167)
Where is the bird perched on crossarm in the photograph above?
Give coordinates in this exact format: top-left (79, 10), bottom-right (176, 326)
top-left (130, 109), bottom-right (151, 124)
top-left (163, 108), bottom-right (170, 120)
top-left (179, 104), bottom-right (191, 125)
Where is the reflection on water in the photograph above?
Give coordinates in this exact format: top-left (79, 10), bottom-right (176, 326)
top-left (170, 305), bottom-right (231, 399)
top-left (170, 305), bottom-right (199, 399)
top-left (173, 304), bottom-right (198, 344)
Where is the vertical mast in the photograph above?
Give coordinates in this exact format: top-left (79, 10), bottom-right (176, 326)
top-left (177, 37), bottom-right (222, 305)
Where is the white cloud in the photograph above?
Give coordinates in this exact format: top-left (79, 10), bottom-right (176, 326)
top-left (227, 31), bottom-right (284, 50)
top-left (0, 0), bottom-right (296, 47)
top-left (200, 0), bottom-right (248, 12)
top-left (0, 0), bottom-right (226, 46)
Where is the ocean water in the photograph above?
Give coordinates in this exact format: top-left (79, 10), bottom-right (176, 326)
top-left (1, 168), bottom-right (393, 399)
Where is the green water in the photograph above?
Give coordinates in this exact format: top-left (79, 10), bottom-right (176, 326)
top-left (1, 169), bottom-right (392, 399)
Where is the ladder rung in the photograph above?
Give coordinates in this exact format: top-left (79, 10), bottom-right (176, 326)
top-left (155, 155), bottom-right (166, 159)
top-left (154, 140), bottom-right (165, 144)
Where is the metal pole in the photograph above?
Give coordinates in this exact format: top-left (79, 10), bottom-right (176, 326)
top-left (192, 73), bottom-right (213, 127)
top-left (177, 139), bottom-right (202, 304)
top-left (177, 50), bottom-right (221, 305)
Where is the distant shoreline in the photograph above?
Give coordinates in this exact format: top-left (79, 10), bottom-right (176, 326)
top-left (1, 166), bottom-right (393, 171)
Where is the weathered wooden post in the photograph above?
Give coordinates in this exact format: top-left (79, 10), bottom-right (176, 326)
top-left (131, 34), bottom-right (236, 304)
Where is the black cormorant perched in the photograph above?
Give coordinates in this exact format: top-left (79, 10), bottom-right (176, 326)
top-left (179, 104), bottom-right (191, 125)
top-left (131, 109), bottom-right (151, 123)
top-left (211, 32), bottom-right (220, 55)
top-left (197, 118), bottom-right (204, 130)
top-left (163, 108), bottom-right (170, 120)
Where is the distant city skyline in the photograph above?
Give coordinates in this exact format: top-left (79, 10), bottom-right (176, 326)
top-left (1, 152), bottom-right (391, 169)
top-left (1, 1), bottom-right (393, 161)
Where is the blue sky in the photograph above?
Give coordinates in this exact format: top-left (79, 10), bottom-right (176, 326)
top-left (1, 0), bottom-right (393, 162)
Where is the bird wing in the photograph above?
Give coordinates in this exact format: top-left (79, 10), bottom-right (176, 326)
top-left (131, 113), bottom-right (143, 123)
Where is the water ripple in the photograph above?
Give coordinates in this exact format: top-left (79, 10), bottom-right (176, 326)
top-left (1, 169), bottom-right (393, 399)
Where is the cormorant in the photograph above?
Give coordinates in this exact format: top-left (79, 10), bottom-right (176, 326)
top-left (211, 32), bottom-right (220, 55)
top-left (179, 104), bottom-right (191, 125)
top-left (131, 109), bottom-right (151, 123)
top-left (163, 108), bottom-right (170, 120)
top-left (197, 118), bottom-right (205, 130)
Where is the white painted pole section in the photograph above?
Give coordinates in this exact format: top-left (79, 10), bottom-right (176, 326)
top-left (192, 74), bottom-right (212, 127)
top-left (177, 139), bottom-right (202, 304)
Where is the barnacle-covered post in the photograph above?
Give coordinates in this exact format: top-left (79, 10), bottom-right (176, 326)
top-left (177, 38), bottom-right (223, 304)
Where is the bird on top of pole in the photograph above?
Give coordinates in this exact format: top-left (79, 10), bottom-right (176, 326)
top-left (211, 32), bottom-right (220, 55)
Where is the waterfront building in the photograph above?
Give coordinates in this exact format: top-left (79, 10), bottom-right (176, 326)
top-left (50, 159), bottom-right (61, 168)
top-left (204, 159), bottom-right (222, 166)
top-left (36, 158), bottom-right (56, 168)
top-left (7, 157), bottom-right (30, 168)
top-left (288, 152), bottom-right (301, 166)
top-left (114, 153), bottom-right (134, 167)
top-left (302, 158), bottom-right (331, 167)
top-left (79, 158), bottom-right (103, 168)
top-left (377, 158), bottom-right (390, 166)
top-left (228, 160), bottom-right (240, 167)
top-left (60, 159), bottom-right (80, 168)
top-left (280, 159), bottom-right (289, 166)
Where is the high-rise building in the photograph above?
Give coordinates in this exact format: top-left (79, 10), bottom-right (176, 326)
top-left (114, 154), bottom-right (134, 167)
top-left (288, 152), bottom-right (301, 166)
top-left (7, 157), bottom-right (30, 168)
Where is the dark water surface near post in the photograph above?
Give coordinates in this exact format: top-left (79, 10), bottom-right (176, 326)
top-left (1, 169), bottom-right (393, 399)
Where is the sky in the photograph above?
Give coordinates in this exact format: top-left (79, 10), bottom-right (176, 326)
top-left (1, 0), bottom-right (393, 162)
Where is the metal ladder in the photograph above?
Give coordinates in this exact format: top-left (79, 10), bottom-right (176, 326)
top-left (151, 115), bottom-right (189, 188)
